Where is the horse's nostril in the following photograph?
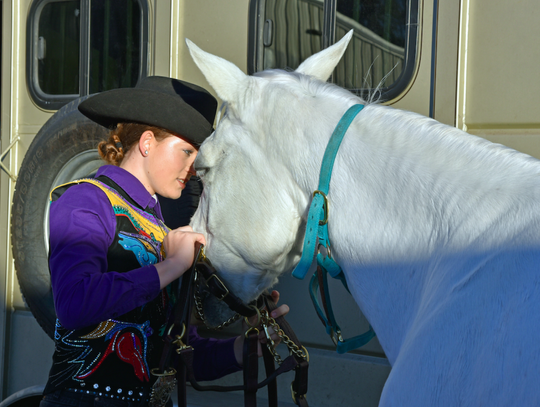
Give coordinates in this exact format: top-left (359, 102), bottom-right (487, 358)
top-left (194, 165), bottom-right (207, 174)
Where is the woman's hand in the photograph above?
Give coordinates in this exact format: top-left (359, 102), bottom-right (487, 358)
top-left (233, 290), bottom-right (290, 365)
top-left (155, 225), bottom-right (205, 289)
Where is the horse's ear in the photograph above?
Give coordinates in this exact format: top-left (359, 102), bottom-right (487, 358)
top-left (186, 39), bottom-right (247, 102)
top-left (296, 30), bottom-right (354, 81)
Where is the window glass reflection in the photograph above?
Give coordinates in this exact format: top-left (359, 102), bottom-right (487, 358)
top-left (37, 0), bottom-right (80, 95)
top-left (30, 0), bottom-right (146, 108)
top-left (259, 0), bottom-right (410, 93)
top-left (263, 0), bottom-right (324, 70)
top-left (89, 0), bottom-right (142, 93)
top-left (335, 0), bottom-right (407, 90)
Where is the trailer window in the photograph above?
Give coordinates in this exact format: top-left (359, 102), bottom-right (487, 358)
top-left (27, 0), bottom-right (148, 110)
top-left (35, 1), bottom-right (80, 96)
top-left (249, 0), bottom-right (418, 101)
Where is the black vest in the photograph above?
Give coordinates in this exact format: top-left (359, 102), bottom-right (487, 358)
top-left (44, 177), bottom-right (175, 402)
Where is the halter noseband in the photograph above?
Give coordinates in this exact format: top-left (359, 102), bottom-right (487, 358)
top-left (195, 246), bottom-right (263, 324)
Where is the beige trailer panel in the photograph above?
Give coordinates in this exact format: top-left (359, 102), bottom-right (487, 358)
top-left (2, 0), bottom-right (540, 404)
top-left (457, 0), bottom-right (540, 158)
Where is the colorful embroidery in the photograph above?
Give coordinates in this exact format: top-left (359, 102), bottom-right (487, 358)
top-left (118, 232), bottom-right (159, 266)
top-left (72, 320), bottom-right (152, 382)
top-left (47, 178), bottom-right (171, 393)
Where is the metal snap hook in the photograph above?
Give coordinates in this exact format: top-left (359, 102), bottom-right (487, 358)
top-left (150, 367), bottom-right (177, 377)
top-left (166, 322), bottom-right (186, 339)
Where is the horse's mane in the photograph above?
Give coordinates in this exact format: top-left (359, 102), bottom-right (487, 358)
top-left (253, 68), bottom-right (540, 190)
top-left (254, 69), bottom-right (366, 105)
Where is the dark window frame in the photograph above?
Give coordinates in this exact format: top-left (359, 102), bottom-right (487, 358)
top-left (26, 0), bottom-right (149, 110)
top-left (248, 0), bottom-right (419, 102)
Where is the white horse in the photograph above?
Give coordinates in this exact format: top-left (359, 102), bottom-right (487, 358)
top-left (187, 32), bottom-right (540, 406)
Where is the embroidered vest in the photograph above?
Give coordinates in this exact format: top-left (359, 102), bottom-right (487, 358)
top-left (44, 177), bottom-right (174, 402)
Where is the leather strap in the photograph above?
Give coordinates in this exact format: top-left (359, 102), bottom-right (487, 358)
top-left (159, 242), bottom-right (201, 372)
top-left (196, 259), bottom-right (262, 317)
top-left (262, 346), bottom-right (278, 407)
top-left (182, 353), bottom-right (300, 393)
top-left (157, 242), bottom-right (201, 407)
top-left (243, 329), bottom-right (260, 406)
top-left (292, 104), bottom-right (365, 281)
top-left (310, 265), bottom-right (376, 354)
top-left (176, 348), bottom-right (190, 407)
top-left (264, 296), bottom-right (309, 406)
top-left (157, 243), bottom-right (309, 406)
top-left (175, 304), bottom-right (307, 405)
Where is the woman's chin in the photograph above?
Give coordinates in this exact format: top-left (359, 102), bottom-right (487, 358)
top-left (159, 189), bottom-right (182, 200)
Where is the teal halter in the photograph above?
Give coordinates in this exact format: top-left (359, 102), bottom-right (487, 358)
top-left (292, 103), bottom-right (375, 354)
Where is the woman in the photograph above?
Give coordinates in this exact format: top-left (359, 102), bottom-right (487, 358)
top-left (41, 76), bottom-right (289, 407)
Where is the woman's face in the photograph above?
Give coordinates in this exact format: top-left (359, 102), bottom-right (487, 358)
top-left (145, 134), bottom-right (198, 199)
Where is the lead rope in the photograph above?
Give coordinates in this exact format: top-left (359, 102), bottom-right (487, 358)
top-left (150, 240), bottom-right (198, 407)
top-left (153, 243), bottom-right (309, 407)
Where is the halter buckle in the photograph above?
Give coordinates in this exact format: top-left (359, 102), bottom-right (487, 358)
top-left (205, 274), bottom-right (230, 301)
top-left (197, 245), bottom-right (208, 263)
top-left (313, 190), bottom-right (329, 225)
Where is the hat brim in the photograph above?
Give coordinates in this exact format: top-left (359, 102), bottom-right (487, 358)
top-left (78, 88), bottom-right (215, 144)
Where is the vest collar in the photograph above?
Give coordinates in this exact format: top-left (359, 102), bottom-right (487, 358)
top-left (95, 165), bottom-right (163, 218)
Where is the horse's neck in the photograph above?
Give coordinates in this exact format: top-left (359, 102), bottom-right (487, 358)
top-left (291, 103), bottom-right (540, 361)
top-left (326, 104), bottom-right (540, 255)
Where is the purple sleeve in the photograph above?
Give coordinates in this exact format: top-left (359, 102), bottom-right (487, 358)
top-left (188, 326), bottom-right (242, 381)
top-left (49, 183), bottom-right (161, 330)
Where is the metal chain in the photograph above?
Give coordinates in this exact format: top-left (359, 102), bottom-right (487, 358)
top-left (191, 269), bottom-right (308, 363)
top-left (260, 310), bottom-right (308, 364)
top-left (193, 288), bottom-right (241, 330)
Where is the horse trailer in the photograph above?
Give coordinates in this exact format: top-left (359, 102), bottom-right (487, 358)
top-left (0, 0), bottom-right (538, 406)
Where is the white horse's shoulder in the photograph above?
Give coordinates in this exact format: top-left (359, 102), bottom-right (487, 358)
top-left (187, 36), bottom-right (540, 406)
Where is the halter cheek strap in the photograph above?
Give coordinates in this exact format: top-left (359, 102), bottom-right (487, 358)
top-left (292, 104), bottom-right (376, 354)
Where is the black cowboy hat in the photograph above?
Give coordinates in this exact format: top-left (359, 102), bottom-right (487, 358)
top-left (78, 76), bottom-right (217, 144)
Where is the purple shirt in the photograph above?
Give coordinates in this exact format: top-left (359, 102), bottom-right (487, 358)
top-left (49, 165), bottom-right (240, 381)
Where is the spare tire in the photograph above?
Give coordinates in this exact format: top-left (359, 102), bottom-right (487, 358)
top-left (0, 385), bottom-right (45, 407)
top-left (10, 96), bottom-right (202, 338)
top-left (10, 96), bottom-right (108, 338)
